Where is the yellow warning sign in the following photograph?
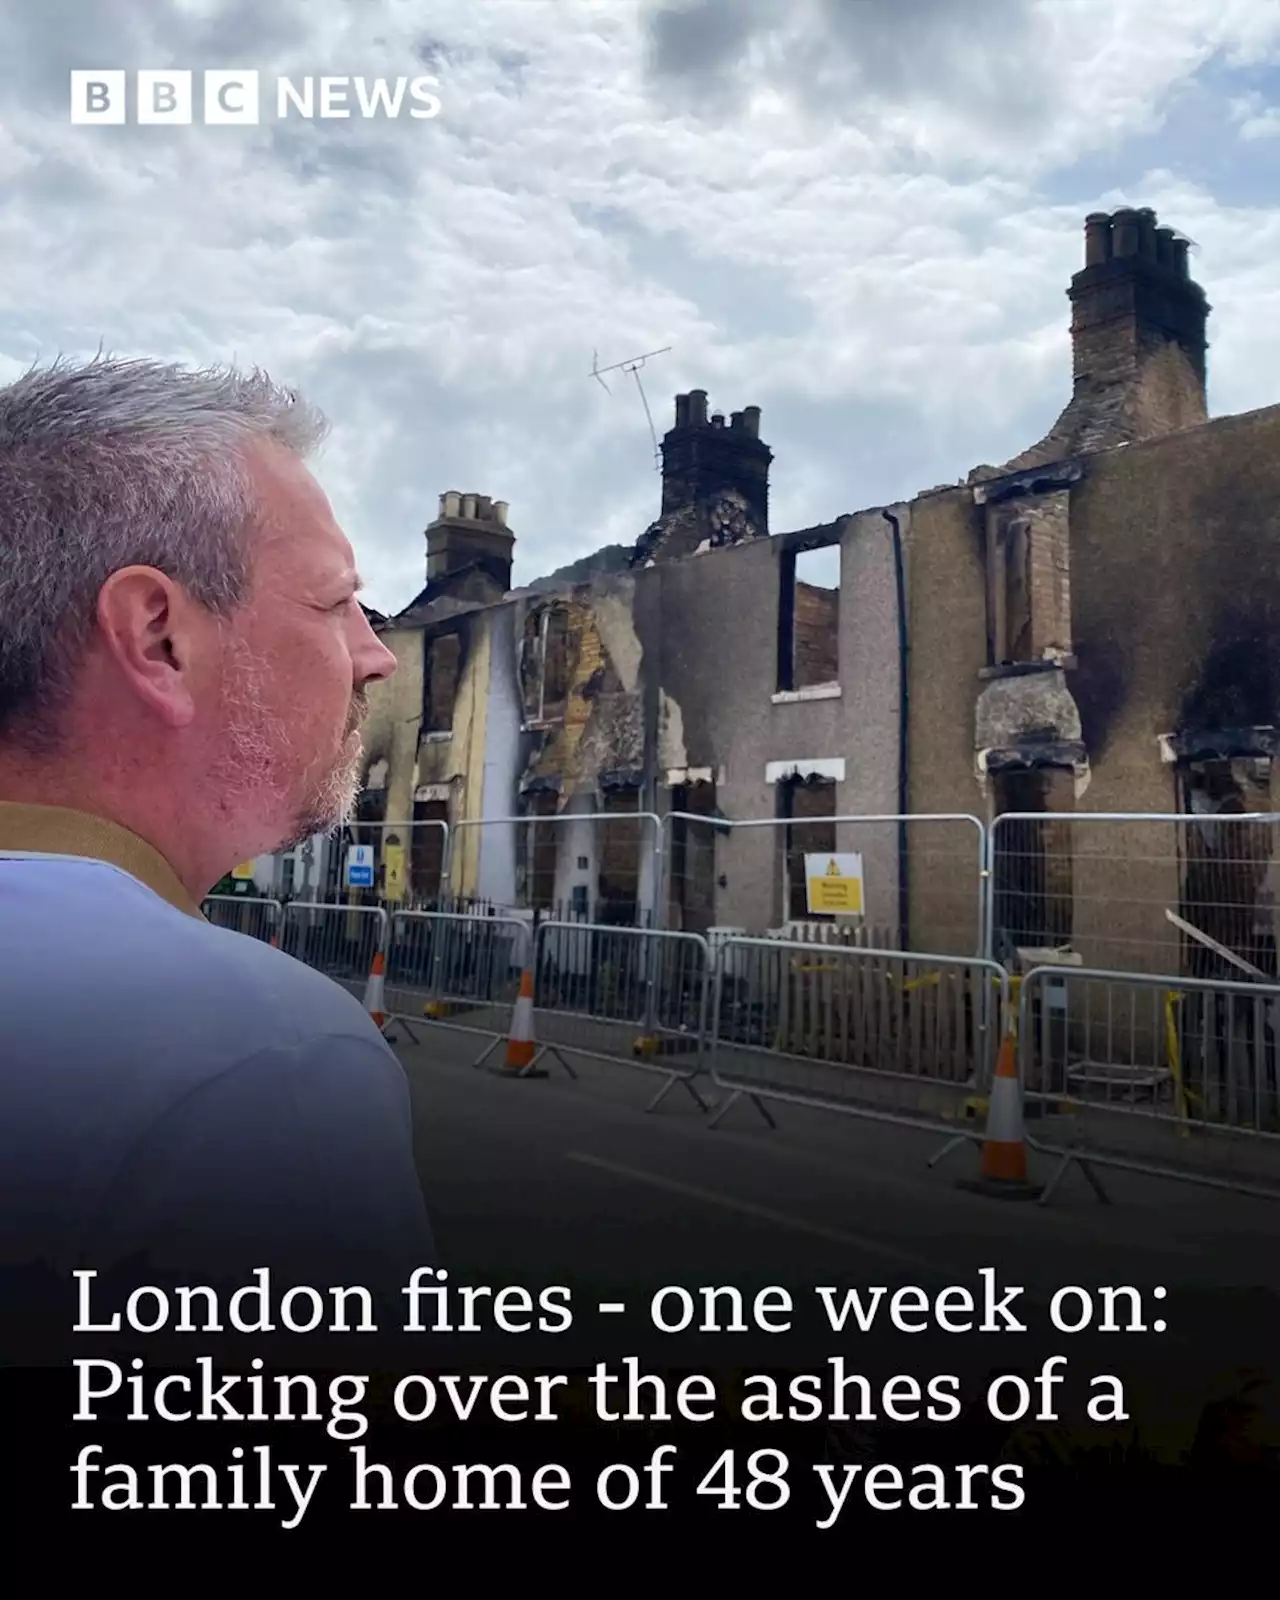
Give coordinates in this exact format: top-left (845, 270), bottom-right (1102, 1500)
top-left (231, 861), bottom-right (255, 881)
top-left (804, 852), bottom-right (864, 915)
top-left (383, 841), bottom-right (406, 902)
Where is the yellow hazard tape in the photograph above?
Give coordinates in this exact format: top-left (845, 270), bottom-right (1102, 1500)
top-left (1163, 990), bottom-right (1202, 1132)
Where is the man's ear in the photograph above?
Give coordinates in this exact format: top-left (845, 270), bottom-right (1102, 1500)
top-left (94, 566), bottom-right (201, 729)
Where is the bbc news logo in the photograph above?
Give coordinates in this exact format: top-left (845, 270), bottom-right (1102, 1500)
top-left (70, 70), bottom-right (442, 125)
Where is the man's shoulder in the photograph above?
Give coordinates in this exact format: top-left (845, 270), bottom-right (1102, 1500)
top-left (1, 856), bottom-right (383, 1047)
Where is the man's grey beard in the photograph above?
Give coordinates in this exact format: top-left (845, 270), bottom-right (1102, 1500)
top-left (272, 727), bottom-right (365, 851)
top-left (214, 639), bottom-right (368, 853)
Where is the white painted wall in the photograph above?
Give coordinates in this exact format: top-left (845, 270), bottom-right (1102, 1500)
top-left (476, 609), bottom-right (522, 907)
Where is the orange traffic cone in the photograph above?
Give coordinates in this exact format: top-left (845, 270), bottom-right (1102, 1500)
top-left (494, 968), bottom-right (545, 1076)
top-left (959, 1029), bottom-right (1043, 1199)
top-left (363, 950), bottom-right (388, 1032)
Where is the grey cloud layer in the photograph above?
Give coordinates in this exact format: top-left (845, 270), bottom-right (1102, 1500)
top-left (0, 2), bottom-right (1277, 613)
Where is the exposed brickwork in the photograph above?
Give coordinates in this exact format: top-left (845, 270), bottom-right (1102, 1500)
top-left (793, 579), bottom-right (839, 685)
top-left (598, 787), bottom-right (643, 917)
top-left (520, 591), bottom-right (642, 800)
top-left (409, 799), bottom-right (448, 897)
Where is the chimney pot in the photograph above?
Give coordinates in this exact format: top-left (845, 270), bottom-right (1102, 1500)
top-left (711, 412), bottom-right (725, 428)
top-left (1084, 213), bottom-right (1112, 265)
top-left (688, 389), bottom-right (709, 426)
top-left (426, 494), bottom-right (515, 590)
top-left (1154, 226), bottom-right (1175, 268)
top-left (1111, 208), bottom-right (1141, 257)
top-left (730, 411), bottom-right (743, 430)
top-left (741, 405), bottom-right (761, 438)
top-left (674, 393), bottom-right (690, 428)
top-left (1136, 207), bottom-right (1158, 260)
top-left (1173, 237), bottom-right (1190, 278)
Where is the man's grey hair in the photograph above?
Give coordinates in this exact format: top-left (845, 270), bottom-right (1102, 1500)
top-left (0, 352), bottom-right (329, 750)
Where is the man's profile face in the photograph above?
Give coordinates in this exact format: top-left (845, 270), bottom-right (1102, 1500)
top-left (209, 440), bottom-right (396, 853)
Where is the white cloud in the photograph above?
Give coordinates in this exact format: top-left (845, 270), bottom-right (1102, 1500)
top-left (0, 0), bottom-right (1278, 612)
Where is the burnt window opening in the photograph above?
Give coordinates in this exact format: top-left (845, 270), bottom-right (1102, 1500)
top-left (518, 789), bottom-right (559, 911)
top-left (411, 799), bottom-right (448, 901)
top-left (354, 787), bottom-right (387, 826)
top-left (668, 780), bottom-right (718, 934)
top-left (985, 497), bottom-right (1071, 667)
top-left (598, 786), bottom-right (643, 926)
top-left (522, 606), bottom-right (572, 724)
top-left (990, 768), bottom-right (1075, 962)
top-left (987, 513), bottom-right (1033, 668)
top-left (778, 543), bottom-right (840, 693)
top-left (780, 775), bottom-right (837, 923)
top-left (1178, 758), bottom-right (1277, 979)
top-left (424, 632), bottom-right (462, 735)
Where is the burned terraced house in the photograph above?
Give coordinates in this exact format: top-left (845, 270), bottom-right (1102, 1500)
top-left (350, 205), bottom-right (1280, 980)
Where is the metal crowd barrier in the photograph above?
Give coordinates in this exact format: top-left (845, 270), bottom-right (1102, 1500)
top-left (242, 896), bottom-right (1280, 1208)
top-left (201, 894), bottom-right (282, 944)
top-left (705, 934), bottom-right (1008, 1137)
top-left (1017, 965), bottom-right (1280, 1203)
top-left (526, 921), bottom-right (712, 1111)
top-left (382, 909), bottom-right (531, 1063)
top-left (279, 901), bottom-right (388, 1006)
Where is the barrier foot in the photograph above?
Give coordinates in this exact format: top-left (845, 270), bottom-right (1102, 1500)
top-left (472, 1037), bottom-right (503, 1070)
top-left (707, 1091), bottom-right (776, 1131)
top-left (542, 1045), bottom-right (577, 1081)
top-left (1039, 1149), bottom-right (1110, 1208)
top-left (927, 1132), bottom-right (971, 1170)
top-left (389, 1016), bottom-right (422, 1046)
top-left (645, 1074), bottom-right (708, 1115)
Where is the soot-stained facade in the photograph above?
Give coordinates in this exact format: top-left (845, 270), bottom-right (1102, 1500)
top-left (910, 205), bottom-right (1280, 973)
top-left (361, 204), bottom-right (1280, 972)
top-left (362, 390), bottom-right (905, 936)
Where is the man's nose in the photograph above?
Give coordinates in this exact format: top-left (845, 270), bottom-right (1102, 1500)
top-left (352, 613), bottom-right (398, 681)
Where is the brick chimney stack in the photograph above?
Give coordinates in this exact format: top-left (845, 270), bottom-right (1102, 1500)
top-left (985, 206), bottom-right (1211, 478)
top-left (660, 390), bottom-right (771, 530)
top-left (425, 492), bottom-right (514, 591)
top-left (1070, 207), bottom-right (1209, 423)
top-left (632, 392), bottom-right (774, 566)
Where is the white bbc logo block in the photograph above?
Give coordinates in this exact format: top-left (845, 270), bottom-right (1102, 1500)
top-left (204, 70), bottom-right (259, 124)
top-left (70, 70), bottom-right (126, 124)
top-left (137, 70), bottom-right (193, 124)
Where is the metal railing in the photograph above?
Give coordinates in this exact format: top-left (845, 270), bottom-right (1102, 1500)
top-left (528, 921), bottom-right (711, 1112)
top-left (278, 901), bottom-right (388, 1005)
top-left (382, 909), bottom-right (531, 1064)
top-left (443, 811), bottom-right (664, 930)
top-left (704, 934), bottom-right (1008, 1138)
top-left (1017, 964), bottom-right (1280, 1203)
top-left (986, 811), bottom-right (1280, 977)
top-left (205, 891), bottom-right (1280, 1202)
top-left (201, 894), bottom-right (282, 944)
top-left (662, 811), bottom-right (987, 956)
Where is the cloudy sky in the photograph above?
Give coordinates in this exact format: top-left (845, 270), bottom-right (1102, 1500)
top-left (2, 0), bottom-right (1279, 613)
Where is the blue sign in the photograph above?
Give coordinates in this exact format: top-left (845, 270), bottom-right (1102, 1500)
top-left (345, 845), bottom-right (375, 888)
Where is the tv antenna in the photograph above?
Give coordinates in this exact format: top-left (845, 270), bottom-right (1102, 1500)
top-left (591, 345), bottom-right (671, 469)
